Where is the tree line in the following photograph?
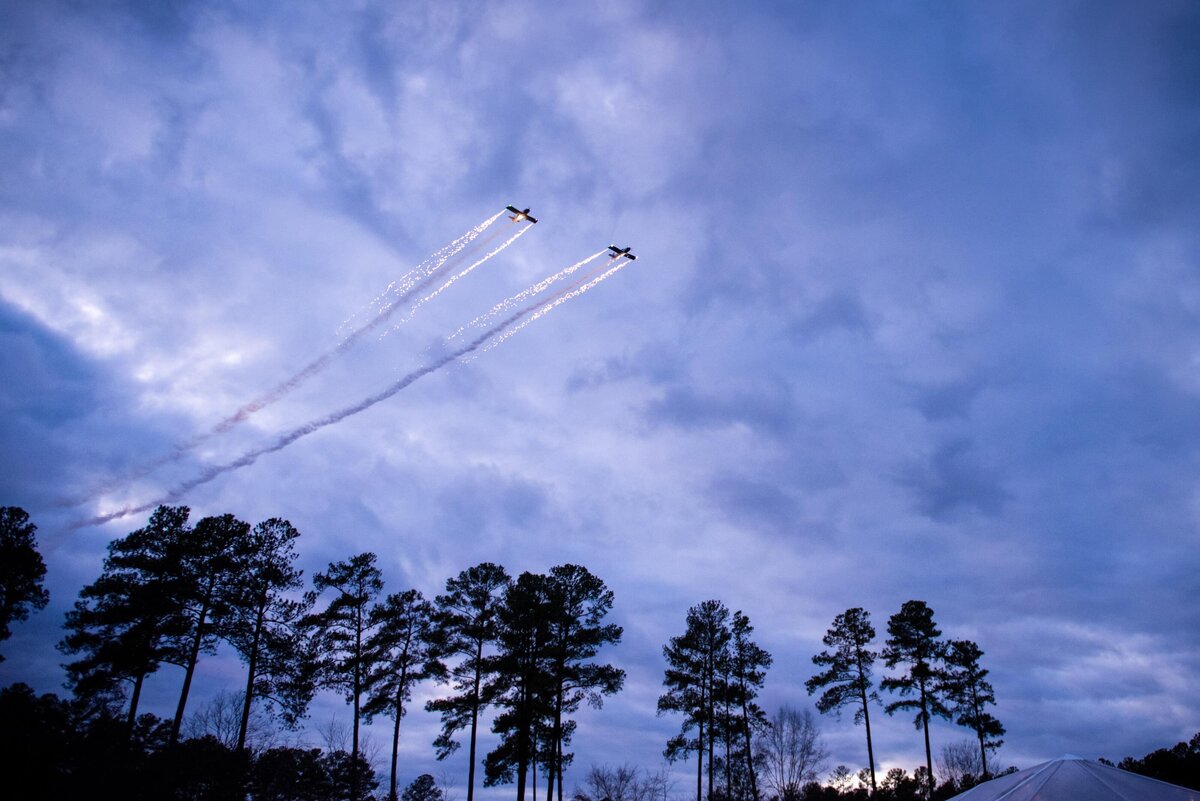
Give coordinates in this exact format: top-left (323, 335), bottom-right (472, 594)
top-left (1, 504), bottom-right (1025, 801)
top-left (804, 602), bottom-right (1004, 798)
top-left (0, 505), bottom-right (624, 801)
top-left (651, 600), bottom-right (1003, 801)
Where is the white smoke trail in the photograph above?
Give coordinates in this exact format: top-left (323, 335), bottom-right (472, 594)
top-left (338, 211), bottom-right (503, 336)
top-left (471, 256), bottom-right (631, 358)
top-left (183, 214), bottom-right (507, 440)
top-left (382, 223), bottom-right (534, 337)
top-left (57, 209), bottom-right (510, 509)
top-left (448, 250), bottom-right (608, 341)
top-left (70, 276), bottom-right (607, 529)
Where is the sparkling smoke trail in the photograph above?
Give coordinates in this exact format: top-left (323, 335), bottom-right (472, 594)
top-left (72, 253), bottom-right (635, 529)
top-left (338, 210), bottom-right (504, 336)
top-left (447, 250), bottom-right (608, 340)
top-left (206, 211), bottom-right (508, 436)
top-left (472, 256), bottom-right (630, 357)
top-left (57, 210), bottom-right (509, 508)
top-left (381, 222), bottom-right (534, 337)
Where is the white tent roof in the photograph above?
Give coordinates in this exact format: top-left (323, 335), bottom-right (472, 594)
top-left (951, 756), bottom-right (1198, 801)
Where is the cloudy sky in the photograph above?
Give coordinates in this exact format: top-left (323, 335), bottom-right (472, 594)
top-left (2, 0), bottom-right (1199, 792)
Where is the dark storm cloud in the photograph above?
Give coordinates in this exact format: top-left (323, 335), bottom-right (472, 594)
top-left (897, 438), bottom-right (1011, 521)
top-left (0, 301), bottom-right (178, 509)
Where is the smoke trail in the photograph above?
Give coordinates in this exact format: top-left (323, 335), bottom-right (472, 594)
top-left (338, 211), bottom-right (504, 336)
top-left (202, 211), bottom-right (513, 437)
top-left (472, 256), bottom-right (631, 357)
top-left (448, 250), bottom-right (608, 341)
top-left (71, 278), bottom-right (597, 529)
top-left (382, 223), bottom-right (534, 337)
top-left (57, 210), bottom-right (510, 509)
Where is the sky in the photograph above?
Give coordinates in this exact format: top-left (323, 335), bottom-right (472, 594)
top-left (2, 0), bottom-right (1199, 794)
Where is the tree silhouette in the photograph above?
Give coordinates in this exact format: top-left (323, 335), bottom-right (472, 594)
top-left (485, 571), bottom-right (554, 801)
top-left (881, 600), bottom-right (949, 799)
top-left (225, 517), bottom-right (314, 754)
top-left (0, 506), bottom-right (49, 662)
top-left (726, 610), bottom-right (771, 801)
top-left (940, 639), bottom-right (1003, 778)
top-left (540, 564), bottom-right (624, 801)
top-left (59, 506), bottom-right (191, 732)
top-left (308, 551), bottom-right (385, 801)
top-left (658, 600), bottom-right (731, 801)
top-left (164, 512), bottom-right (250, 745)
top-left (428, 561), bottom-right (510, 801)
top-left (402, 773), bottom-right (446, 801)
top-left (364, 588), bottom-right (447, 801)
top-left (805, 607), bottom-right (879, 792)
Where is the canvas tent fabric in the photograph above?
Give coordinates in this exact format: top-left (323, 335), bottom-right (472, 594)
top-left (950, 756), bottom-right (1198, 801)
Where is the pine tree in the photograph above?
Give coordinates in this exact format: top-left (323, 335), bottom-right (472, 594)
top-left (805, 607), bottom-right (879, 792)
top-left (881, 600), bottom-right (949, 799)
top-left (428, 562), bottom-right (510, 801)
top-left (658, 600), bottom-right (732, 801)
top-left (485, 571), bottom-right (553, 801)
top-left (941, 639), bottom-right (1004, 778)
top-left (728, 610), bottom-right (771, 801)
top-left (540, 565), bottom-right (624, 801)
top-left (0, 506), bottom-right (48, 661)
top-left (59, 506), bottom-right (190, 732)
top-left (224, 517), bottom-right (314, 754)
top-left (164, 513), bottom-right (250, 745)
top-left (364, 589), bottom-right (447, 801)
top-left (309, 552), bottom-right (385, 801)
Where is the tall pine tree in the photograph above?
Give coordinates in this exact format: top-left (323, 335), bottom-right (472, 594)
top-left (309, 552), bottom-right (385, 801)
top-left (941, 639), bottom-right (1004, 778)
top-left (658, 600), bottom-right (731, 801)
top-left (59, 506), bottom-right (190, 732)
top-left (540, 565), bottom-right (624, 801)
top-left (365, 589), bottom-right (447, 801)
top-left (428, 562), bottom-right (510, 801)
top-left (881, 600), bottom-right (949, 799)
top-left (165, 513), bottom-right (249, 745)
top-left (225, 517), bottom-right (314, 754)
top-left (805, 607), bottom-right (879, 792)
top-left (485, 571), bottom-right (553, 801)
top-left (727, 610), bottom-right (770, 801)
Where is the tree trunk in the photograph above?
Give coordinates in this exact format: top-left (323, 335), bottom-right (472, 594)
top-left (739, 693), bottom-right (758, 801)
top-left (389, 681), bottom-right (405, 801)
top-left (171, 604), bottom-right (210, 744)
top-left (126, 671), bottom-right (145, 738)
top-left (351, 607), bottom-right (363, 801)
top-left (700, 705), bottom-right (710, 801)
top-left (919, 682), bottom-right (933, 799)
top-left (554, 681), bottom-right (565, 801)
top-left (859, 678), bottom-right (877, 792)
top-left (723, 693), bottom-right (732, 797)
top-left (468, 638), bottom-right (483, 801)
top-left (696, 714), bottom-right (704, 801)
top-left (237, 596), bottom-right (267, 754)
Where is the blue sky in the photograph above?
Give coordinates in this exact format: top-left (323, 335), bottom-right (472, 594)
top-left (2, 0), bottom-right (1199, 792)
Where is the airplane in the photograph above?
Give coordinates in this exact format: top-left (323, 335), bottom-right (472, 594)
top-left (607, 245), bottom-right (636, 261)
top-left (506, 206), bottom-right (538, 224)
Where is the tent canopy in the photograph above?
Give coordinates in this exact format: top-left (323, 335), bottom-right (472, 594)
top-left (951, 756), bottom-right (1198, 801)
